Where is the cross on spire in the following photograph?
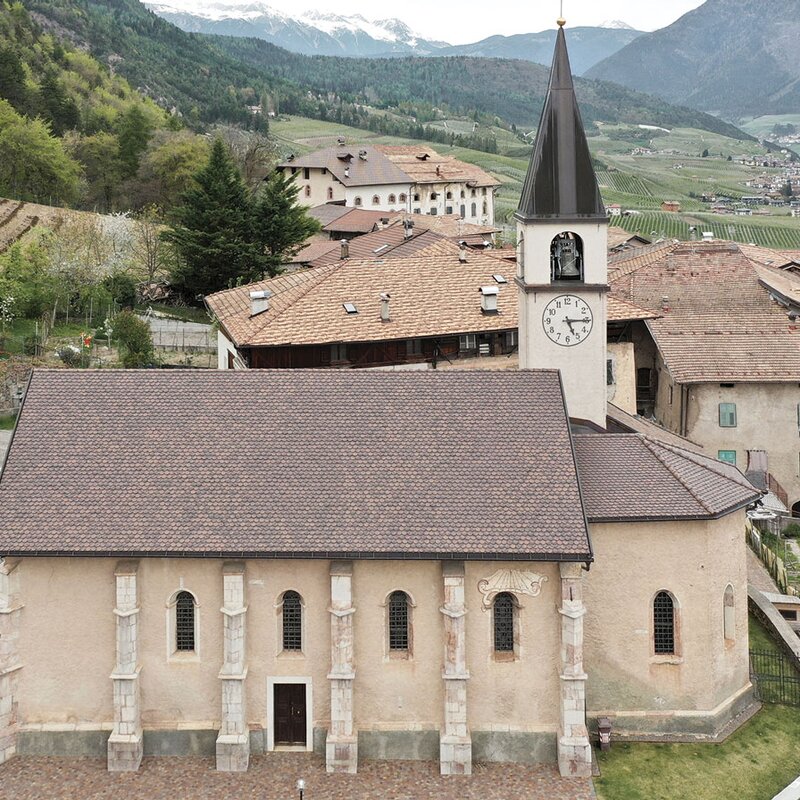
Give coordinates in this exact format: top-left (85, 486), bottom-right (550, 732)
top-left (558, 0), bottom-right (566, 27)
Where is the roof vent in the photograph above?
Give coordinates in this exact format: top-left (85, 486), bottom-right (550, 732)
top-left (380, 292), bottom-right (391, 323)
top-left (337, 137), bottom-right (346, 146)
top-left (660, 296), bottom-right (671, 312)
top-left (459, 240), bottom-right (468, 263)
top-left (359, 149), bottom-right (368, 161)
top-left (249, 289), bottom-right (273, 316)
top-left (340, 239), bottom-right (349, 260)
top-left (435, 165), bottom-right (441, 176)
top-left (286, 153), bottom-right (295, 162)
top-left (344, 167), bottom-right (350, 179)
top-left (702, 231), bottom-right (715, 241)
top-left (403, 220), bottom-right (414, 240)
top-left (480, 286), bottom-right (499, 315)
top-left (416, 153), bottom-right (430, 161)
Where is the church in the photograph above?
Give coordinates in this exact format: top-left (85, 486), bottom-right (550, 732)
top-left (0, 23), bottom-right (760, 780)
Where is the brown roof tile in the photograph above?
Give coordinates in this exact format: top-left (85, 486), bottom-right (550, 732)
top-left (206, 239), bottom-right (517, 348)
top-left (574, 434), bottom-right (758, 522)
top-left (373, 146), bottom-right (501, 187)
top-left (280, 146), bottom-right (411, 188)
top-left (0, 369), bottom-right (591, 559)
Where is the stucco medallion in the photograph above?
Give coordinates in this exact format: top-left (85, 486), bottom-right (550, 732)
top-left (478, 569), bottom-right (548, 610)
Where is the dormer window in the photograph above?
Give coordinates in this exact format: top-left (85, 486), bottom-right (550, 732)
top-left (550, 232), bottom-right (584, 282)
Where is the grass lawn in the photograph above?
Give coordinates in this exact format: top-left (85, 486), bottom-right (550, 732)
top-left (0, 413), bottom-right (16, 430)
top-left (594, 704), bottom-right (800, 800)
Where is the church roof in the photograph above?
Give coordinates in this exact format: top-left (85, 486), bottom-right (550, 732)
top-left (0, 369), bottom-right (591, 560)
top-left (574, 434), bottom-right (759, 522)
top-left (516, 26), bottom-right (606, 222)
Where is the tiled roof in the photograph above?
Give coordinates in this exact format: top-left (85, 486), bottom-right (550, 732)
top-left (279, 146), bottom-right (411, 188)
top-left (307, 203), bottom-right (351, 227)
top-left (0, 369), bottom-right (591, 559)
top-left (373, 145), bottom-right (500, 187)
top-left (322, 208), bottom-right (403, 234)
top-left (607, 226), bottom-right (651, 250)
top-left (605, 403), bottom-right (703, 452)
top-left (609, 241), bottom-right (800, 382)
top-left (290, 239), bottom-right (341, 265)
top-left (396, 213), bottom-right (499, 239)
top-left (305, 228), bottom-right (445, 269)
top-left (607, 296), bottom-right (659, 322)
top-left (206, 238), bottom-right (517, 348)
top-left (574, 434), bottom-right (759, 522)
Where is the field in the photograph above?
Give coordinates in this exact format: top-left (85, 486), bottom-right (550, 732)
top-left (740, 115), bottom-right (800, 139)
top-left (272, 116), bottom-right (800, 247)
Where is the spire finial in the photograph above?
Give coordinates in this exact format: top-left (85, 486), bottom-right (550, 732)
top-left (557, 0), bottom-right (566, 27)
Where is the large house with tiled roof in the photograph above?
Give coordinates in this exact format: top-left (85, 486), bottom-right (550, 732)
top-left (279, 144), bottom-right (499, 224)
top-left (608, 239), bottom-right (800, 514)
top-left (0, 22), bottom-right (762, 786)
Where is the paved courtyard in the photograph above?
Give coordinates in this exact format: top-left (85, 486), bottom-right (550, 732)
top-left (0, 754), bottom-right (596, 800)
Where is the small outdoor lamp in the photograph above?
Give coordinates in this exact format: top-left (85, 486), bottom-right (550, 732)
top-left (296, 778), bottom-right (306, 800)
top-left (598, 717), bottom-right (612, 752)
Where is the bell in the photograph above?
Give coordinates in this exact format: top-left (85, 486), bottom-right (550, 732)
top-left (558, 241), bottom-right (580, 278)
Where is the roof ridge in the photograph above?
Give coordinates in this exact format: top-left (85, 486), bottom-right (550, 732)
top-left (638, 435), bottom-right (715, 514)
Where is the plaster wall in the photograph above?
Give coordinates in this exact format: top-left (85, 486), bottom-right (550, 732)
top-left (217, 330), bottom-right (240, 370)
top-left (290, 168), bottom-right (345, 208)
top-left (584, 513), bottom-right (751, 732)
top-left (607, 341), bottom-right (636, 415)
top-left (683, 382), bottom-right (800, 507)
top-left (344, 184), bottom-right (412, 214)
top-left (411, 182), bottom-right (495, 224)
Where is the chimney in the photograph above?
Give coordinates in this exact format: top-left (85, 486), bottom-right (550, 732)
top-left (459, 240), bottom-right (468, 263)
top-left (404, 220), bottom-right (414, 240)
top-left (660, 296), bottom-right (670, 312)
top-left (359, 150), bottom-right (368, 161)
top-left (340, 239), bottom-right (350, 259)
top-left (380, 292), bottom-right (391, 322)
top-left (249, 289), bottom-right (272, 316)
top-left (344, 167), bottom-right (350, 179)
top-left (480, 286), bottom-right (499, 314)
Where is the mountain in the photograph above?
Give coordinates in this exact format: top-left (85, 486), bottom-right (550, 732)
top-left (24, 0), bottom-right (752, 141)
top-left (437, 25), bottom-right (643, 76)
top-left (587, 0), bottom-right (800, 119)
top-left (143, 3), bottom-right (449, 56)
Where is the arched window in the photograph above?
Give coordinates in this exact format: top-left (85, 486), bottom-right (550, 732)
top-left (460, 190), bottom-right (465, 199)
top-left (282, 590), bottom-right (302, 651)
top-left (175, 591), bottom-right (196, 652)
top-left (471, 202), bottom-right (477, 217)
top-left (327, 186), bottom-right (334, 200)
top-left (446, 191), bottom-right (453, 200)
top-left (388, 590), bottom-right (410, 652)
top-left (482, 201), bottom-right (488, 216)
top-left (653, 591), bottom-right (676, 655)
top-left (372, 195), bottom-right (380, 206)
top-left (388, 194), bottom-right (396, 204)
top-left (493, 592), bottom-right (515, 653)
top-left (304, 185), bottom-right (311, 198)
top-left (354, 196), bottom-right (362, 207)
top-left (550, 232), bottom-right (584, 282)
top-left (399, 193), bottom-right (407, 203)
top-left (723, 584), bottom-right (735, 642)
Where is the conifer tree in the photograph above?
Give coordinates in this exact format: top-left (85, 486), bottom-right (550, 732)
top-left (117, 105), bottom-right (153, 179)
top-left (252, 169), bottom-right (320, 277)
top-left (163, 138), bottom-right (258, 300)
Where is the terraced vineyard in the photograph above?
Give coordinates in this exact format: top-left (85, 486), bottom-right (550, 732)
top-left (616, 211), bottom-right (800, 249)
top-left (596, 171), bottom-right (654, 197)
top-left (0, 198), bottom-right (72, 253)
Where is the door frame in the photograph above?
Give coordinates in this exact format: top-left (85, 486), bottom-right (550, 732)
top-left (266, 675), bottom-right (313, 752)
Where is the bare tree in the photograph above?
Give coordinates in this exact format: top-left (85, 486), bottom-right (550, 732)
top-left (214, 126), bottom-right (278, 189)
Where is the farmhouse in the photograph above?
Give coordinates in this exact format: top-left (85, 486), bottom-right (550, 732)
top-left (0, 22), bottom-right (760, 785)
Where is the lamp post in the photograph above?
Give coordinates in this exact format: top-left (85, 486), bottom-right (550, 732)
top-left (296, 778), bottom-right (305, 800)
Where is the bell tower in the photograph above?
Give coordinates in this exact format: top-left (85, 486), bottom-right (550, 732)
top-left (515, 19), bottom-right (608, 428)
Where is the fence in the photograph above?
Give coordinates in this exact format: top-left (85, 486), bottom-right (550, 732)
top-left (746, 522), bottom-right (799, 597)
top-left (750, 648), bottom-right (800, 706)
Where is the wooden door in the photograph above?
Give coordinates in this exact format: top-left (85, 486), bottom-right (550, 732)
top-left (274, 683), bottom-right (307, 745)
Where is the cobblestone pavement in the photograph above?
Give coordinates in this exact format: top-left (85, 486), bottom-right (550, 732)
top-left (0, 754), bottom-right (596, 800)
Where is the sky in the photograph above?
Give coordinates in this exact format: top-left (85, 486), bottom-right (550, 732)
top-left (160, 0), bottom-right (707, 44)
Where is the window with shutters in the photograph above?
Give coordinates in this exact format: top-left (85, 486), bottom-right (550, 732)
top-left (281, 591), bottom-right (303, 652)
top-left (719, 402), bottom-right (737, 427)
top-left (175, 591), bottom-right (196, 652)
top-left (387, 590), bottom-right (411, 656)
top-left (653, 591), bottom-right (677, 655)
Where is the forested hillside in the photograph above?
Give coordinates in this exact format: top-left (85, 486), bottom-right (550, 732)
top-left (25, 0), bottom-right (752, 142)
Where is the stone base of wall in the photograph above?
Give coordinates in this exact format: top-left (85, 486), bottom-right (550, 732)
top-left (471, 730), bottom-right (557, 765)
top-left (358, 729), bottom-right (439, 761)
top-left (215, 734), bottom-right (250, 772)
top-left (440, 734), bottom-right (472, 775)
top-left (557, 728), bottom-right (592, 778)
top-left (326, 734), bottom-right (358, 773)
top-left (107, 731), bottom-right (143, 772)
top-left (588, 684), bottom-right (757, 742)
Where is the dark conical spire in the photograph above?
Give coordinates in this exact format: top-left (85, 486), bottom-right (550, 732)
top-left (516, 25), bottom-right (606, 221)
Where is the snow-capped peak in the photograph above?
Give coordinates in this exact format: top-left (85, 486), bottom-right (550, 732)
top-left (599, 20), bottom-right (635, 30)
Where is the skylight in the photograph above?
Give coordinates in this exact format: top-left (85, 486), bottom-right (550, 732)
top-left (343, 303), bottom-right (358, 314)
top-left (493, 274), bottom-right (508, 284)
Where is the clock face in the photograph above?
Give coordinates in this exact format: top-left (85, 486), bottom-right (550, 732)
top-left (542, 295), bottom-right (594, 347)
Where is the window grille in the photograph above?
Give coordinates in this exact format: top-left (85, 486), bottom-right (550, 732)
top-left (175, 591), bottom-right (195, 652)
top-left (653, 591), bottom-right (675, 655)
top-left (282, 591), bottom-right (302, 651)
top-left (493, 593), bottom-right (515, 652)
top-left (388, 591), bottom-right (409, 651)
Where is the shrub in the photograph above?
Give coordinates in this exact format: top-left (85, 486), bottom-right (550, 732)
top-left (783, 523), bottom-right (800, 539)
top-left (112, 310), bottom-right (154, 368)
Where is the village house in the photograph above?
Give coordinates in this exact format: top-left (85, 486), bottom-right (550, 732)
top-left (607, 239), bottom-right (800, 515)
top-left (279, 144), bottom-right (500, 224)
top-left (0, 23), bottom-right (761, 785)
